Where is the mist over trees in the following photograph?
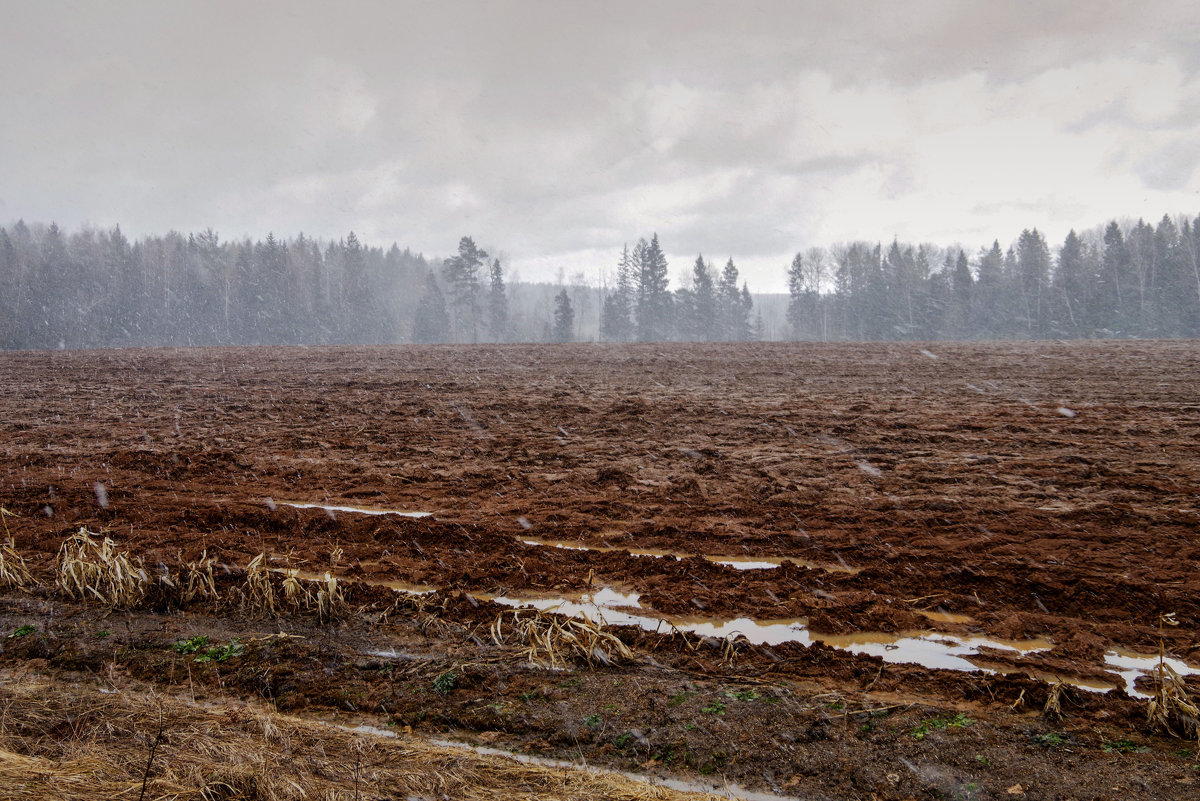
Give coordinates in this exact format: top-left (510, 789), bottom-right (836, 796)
top-left (783, 214), bottom-right (1200, 341)
top-left (1, 211), bottom-right (1198, 350)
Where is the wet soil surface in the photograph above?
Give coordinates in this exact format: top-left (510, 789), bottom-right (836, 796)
top-left (2, 341), bottom-right (1200, 799)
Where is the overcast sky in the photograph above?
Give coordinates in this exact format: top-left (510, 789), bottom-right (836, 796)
top-left (3, 1), bottom-right (1200, 291)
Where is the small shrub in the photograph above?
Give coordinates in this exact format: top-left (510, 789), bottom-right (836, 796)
top-left (194, 639), bottom-right (244, 664)
top-left (7, 624), bottom-right (36, 639)
top-left (173, 635), bottom-right (211, 655)
top-left (433, 671), bottom-right (458, 695)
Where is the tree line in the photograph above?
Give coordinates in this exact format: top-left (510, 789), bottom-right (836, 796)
top-left (2, 212), bottom-right (1198, 350)
top-left (785, 214), bottom-right (1200, 341)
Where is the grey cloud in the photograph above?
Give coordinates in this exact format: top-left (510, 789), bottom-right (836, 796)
top-left (4, 0), bottom-right (1200, 286)
top-left (1136, 138), bottom-right (1200, 191)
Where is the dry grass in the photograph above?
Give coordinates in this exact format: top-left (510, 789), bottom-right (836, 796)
top-left (1147, 660), bottom-right (1200, 741)
top-left (244, 553), bottom-right (278, 616)
top-left (1043, 682), bottom-right (1065, 720)
top-left (0, 509), bottom-right (32, 590)
top-left (180, 549), bottom-right (219, 604)
top-left (1145, 613), bottom-right (1199, 741)
top-left (0, 671), bottom-right (720, 801)
top-left (54, 528), bottom-right (149, 610)
top-left (315, 549), bottom-right (346, 623)
top-left (280, 567), bottom-right (309, 610)
top-left (491, 608), bottom-right (634, 669)
top-left (314, 570), bottom-right (345, 623)
top-left (0, 538), bottom-right (32, 590)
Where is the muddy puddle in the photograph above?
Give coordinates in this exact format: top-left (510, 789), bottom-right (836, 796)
top-left (328, 719), bottom-right (798, 800)
top-left (282, 567), bottom-right (436, 595)
top-left (479, 586), bottom-right (1049, 671)
top-left (520, 537), bottom-right (858, 573)
top-left (348, 574), bottom-right (1200, 698)
top-left (275, 500), bottom-right (432, 518)
top-left (427, 737), bottom-right (802, 801)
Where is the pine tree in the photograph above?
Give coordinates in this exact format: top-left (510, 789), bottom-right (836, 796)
top-left (601, 244), bottom-right (636, 342)
top-left (487, 258), bottom-right (509, 342)
top-left (635, 234), bottom-right (671, 341)
top-left (1054, 230), bottom-right (1086, 336)
top-left (974, 240), bottom-right (1004, 336)
top-left (441, 236), bottom-right (488, 343)
top-left (552, 288), bottom-right (574, 342)
top-left (785, 252), bottom-right (806, 340)
top-left (739, 283), bottom-right (755, 341)
top-left (680, 254), bottom-right (715, 340)
top-left (947, 249), bottom-right (973, 338)
top-left (716, 257), bottom-right (741, 340)
top-left (412, 271), bottom-right (450, 343)
top-left (1098, 222), bottom-right (1130, 334)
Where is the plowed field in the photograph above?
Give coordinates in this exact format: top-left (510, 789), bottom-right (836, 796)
top-left (2, 341), bottom-right (1199, 800)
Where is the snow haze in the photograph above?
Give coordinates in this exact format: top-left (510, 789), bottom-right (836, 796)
top-left (2, 0), bottom-right (1199, 291)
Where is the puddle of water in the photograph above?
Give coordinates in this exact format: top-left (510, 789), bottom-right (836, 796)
top-left (429, 737), bottom-right (802, 801)
top-left (708, 556), bottom-right (787, 571)
top-left (1104, 649), bottom-right (1200, 699)
top-left (483, 587), bottom-right (650, 629)
top-left (916, 609), bottom-right (974, 624)
top-left (361, 576), bottom-right (437, 594)
top-left (520, 537), bottom-right (857, 574)
top-left (479, 584), bottom-right (1046, 673)
top-left (285, 567), bottom-right (436, 595)
top-left (817, 631), bottom-right (1052, 672)
top-left (326, 720), bottom-right (799, 800)
top-left (280, 501), bottom-right (432, 518)
top-left (307, 567), bottom-right (1197, 697)
top-left (364, 648), bottom-right (421, 661)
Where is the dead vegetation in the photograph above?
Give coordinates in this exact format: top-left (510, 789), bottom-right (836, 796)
top-left (179, 549), bottom-right (219, 604)
top-left (244, 553), bottom-right (278, 616)
top-left (0, 509), bottom-right (32, 590)
top-left (0, 671), bottom-right (721, 801)
top-left (54, 528), bottom-right (149, 609)
top-left (491, 608), bottom-right (634, 668)
top-left (0, 539), bottom-right (32, 590)
top-left (1147, 615), bottom-right (1200, 741)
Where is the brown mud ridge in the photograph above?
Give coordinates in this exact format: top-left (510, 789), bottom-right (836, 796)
top-left (2, 341), bottom-right (1200, 799)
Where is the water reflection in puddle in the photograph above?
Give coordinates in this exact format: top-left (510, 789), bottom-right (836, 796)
top-left (478, 585), bottom-right (1046, 672)
top-left (519, 537), bottom-right (857, 574)
top-left (1103, 650), bottom-right (1200, 699)
top-left (429, 738), bottom-right (802, 801)
top-left (284, 568), bottom-right (437, 595)
top-left (328, 721), bottom-right (796, 800)
top-left (278, 501), bottom-right (432, 518)
top-left (328, 567), bottom-right (1195, 697)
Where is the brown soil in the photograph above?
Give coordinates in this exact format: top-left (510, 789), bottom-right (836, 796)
top-left (2, 341), bottom-right (1199, 800)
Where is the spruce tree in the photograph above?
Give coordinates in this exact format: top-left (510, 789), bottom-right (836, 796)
top-left (601, 244), bottom-right (635, 341)
top-left (635, 234), bottom-right (671, 341)
top-left (487, 257), bottom-right (509, 342)
top-left (685, 254), bottom-right (716, 340)
top-left (412, 270), bottom-right (450, 343)
top-left (1054, 231), bottom-right (1086, 336)
top-left (441, 236), bottom-right (488, 343)
top-left (717, 257), bottom-right (744, 340)
top-left (785, 252), bottom-right (806, 340)
top-left (552, 288), bottom-right (575, 342)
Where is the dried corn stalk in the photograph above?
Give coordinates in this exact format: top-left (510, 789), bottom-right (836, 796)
top-left (1147, 661), bottom-right (1200, 741)
top-left (55, 528), bottom-right (148, 609)
top-left (315, 571), bottom-right (345, 622)
top-left (181, 549), bottom-right (219, 603)
top-left (245, 553), bottom-right (277, 616)
top-left (491, 608), bottom-right (633, 669)
top-left (0, 538), bottom-right (32, 590)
